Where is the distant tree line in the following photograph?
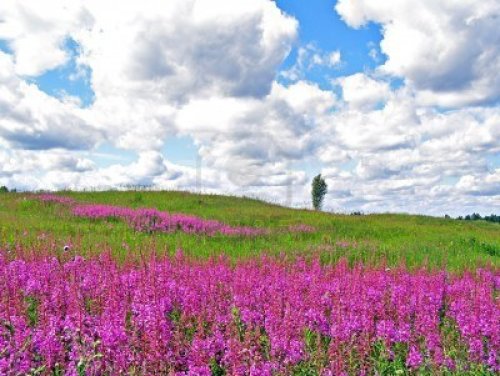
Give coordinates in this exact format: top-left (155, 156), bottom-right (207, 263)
top-left (448, 213), bottom-right (500, 224)
top-left (0, 186), bottom-right (17, 193)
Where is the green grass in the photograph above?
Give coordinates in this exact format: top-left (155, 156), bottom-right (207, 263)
top-left (0, 190), bottom-right (498, 271)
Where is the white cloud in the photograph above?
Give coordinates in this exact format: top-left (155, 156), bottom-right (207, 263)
top-left (0, 149), bottom-right (96, 191)
top-left (0, 0), bottom-right (92, 76)
top-left (177, 81), bottom-right (336, 186)
top-left (336, 0), bottom-right (500, 106)
top-left (78, 0), bottom-right (297, 101)
top-left (1, 0), bottom-right (298, 152)
top-left (325, 86), bottom-right (419, 153)
top-left (0, 51), bottom-right (101, 150)
top-left (315, 79), bottom-right (500, 215)
top-left (457, 169), bottom-right (500, 197)
top-left (327, 51), bottom-right (342, 66)
top-left (80, 0), bottom-right (298, 151)
top-left (337, 73), bottom-right (390, 110)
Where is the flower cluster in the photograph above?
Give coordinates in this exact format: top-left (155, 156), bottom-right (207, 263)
top-left (0, 252), bottom-right (497, 375)
top-left (34, 194), bottom-right (270, 237)
top-left (72, 204), bottom-right (268, 236)
top-left (36, 194), bottom-right (75, 205)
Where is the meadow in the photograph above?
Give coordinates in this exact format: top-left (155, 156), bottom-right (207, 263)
top-left (1, 190), bottom-right (498, 270)
top-left (0, 191), bottom-right (498, 375)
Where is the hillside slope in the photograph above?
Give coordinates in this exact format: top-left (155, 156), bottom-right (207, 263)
top-left (0, 190), bottom-right (498, 270)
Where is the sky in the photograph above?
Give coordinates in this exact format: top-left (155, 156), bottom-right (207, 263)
top-left (0, 0), bottom-right (499, 216)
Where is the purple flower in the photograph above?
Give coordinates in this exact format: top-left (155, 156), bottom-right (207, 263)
top-left (406, 346), bottom-right (423, 369)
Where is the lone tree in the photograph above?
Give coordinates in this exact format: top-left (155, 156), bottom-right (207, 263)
top-left (311, 174), bottom-right (327, 210)
top-left (0, 186), bottom-right (8, 193)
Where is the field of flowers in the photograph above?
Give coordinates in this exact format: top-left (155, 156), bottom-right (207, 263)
top-left (1, 252), bottom-right (498, 375)
top-left (0, 191), bottom-right (498, 375)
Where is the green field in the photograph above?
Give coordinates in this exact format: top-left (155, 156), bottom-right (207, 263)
top-left (0, 190), bottom-right (498, 271)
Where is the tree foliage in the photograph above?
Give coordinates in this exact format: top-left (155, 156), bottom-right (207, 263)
top-left (456, 213), bottom-right (499, 224)
top-left (311, 174), bottom-right (327, 210)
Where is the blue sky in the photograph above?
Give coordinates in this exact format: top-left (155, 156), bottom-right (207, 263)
top-left (276, 0), bottom-right (383, 75)
top-left (31, 39), bottom-right (95, 107)
top-left (0, 0), bottom-right (498, 215)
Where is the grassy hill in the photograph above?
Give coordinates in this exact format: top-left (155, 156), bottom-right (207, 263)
top-left (0, 190), bottom-right (498, 271)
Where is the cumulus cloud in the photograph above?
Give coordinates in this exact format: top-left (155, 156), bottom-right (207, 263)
top-left (79, 0), bottom-right (298, 151)
top-left (457, 169), bottom-right (500, 197)
top-left (1, 0), bottom-right (298, 150)
top-left (313, 62), bottom-right (499, 215)
top-left (0, 0), bottom-right (93, 76)
top-left (0, 148), bottom-right (96, 190)
top-left (336, 73), bottom-right (390, 111)
top-left (0, 148), bottom-right (171, 190)
top-left (78, 0), bottom-right (297, 102)
top-left (336, 0), bottom-right (500, 106)
top-left (323, 85), bottom-right (420, 154)
top-left (0, 0), bottom-right (314, 193)
top-left (177, 81), bottom-right (335, 186)
top-left (0, 51), bottom-right (101, 150)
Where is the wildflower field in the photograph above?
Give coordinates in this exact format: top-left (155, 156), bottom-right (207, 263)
top-left (0, 191), bottom-right (499, 375)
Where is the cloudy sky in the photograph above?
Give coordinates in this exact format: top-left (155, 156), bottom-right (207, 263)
top-left (0, 0), bottom-right (499, 215)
